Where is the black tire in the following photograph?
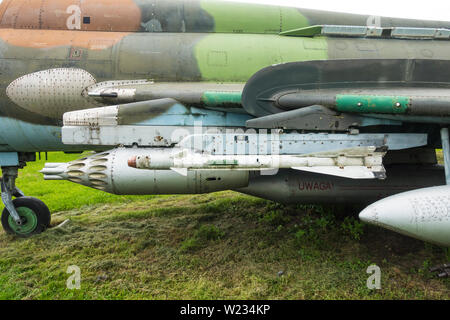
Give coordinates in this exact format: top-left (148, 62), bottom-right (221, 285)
top-left (1, 197), bottom-right (51, 237)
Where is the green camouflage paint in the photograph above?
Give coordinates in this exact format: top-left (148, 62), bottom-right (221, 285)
top-left (336, 95), bottom-right (410, 114)
top-left (200, 0), bottom-right (309, 34)
top-left (194, 34), bottom-right (328, 81)
top-left (201, 91), bottom-right (242, 107)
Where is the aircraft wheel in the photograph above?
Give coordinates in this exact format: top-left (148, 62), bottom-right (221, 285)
top-left (1, 197), bottom-right (51, 237)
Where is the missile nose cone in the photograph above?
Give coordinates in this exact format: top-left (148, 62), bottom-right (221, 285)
top-left (128, 156), bottom-right (137, 168)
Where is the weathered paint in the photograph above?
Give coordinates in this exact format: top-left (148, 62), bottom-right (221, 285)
top-left (0, 152), bottom-right (18, 166)
top-left (336, 95), bottom-right (410, 114)
top-left (1, 0), bottom-right (449, 34)
top-left (64, 99), bottom-right (252, 127)
top-left (1, 0), bottom-right (449, 245)
top-left (0, 0), bottom-right (447, 152)
top-left (0, 29), bottom-right (449, 122)
top-left (41, 148), bottom-right (251, 195)
top-left (200, 0), bottom-right (309, 33)
top-left (239, 167), bottom-right (446, 205)
top-left (360, 185), bottom-right (450, 247)
top-left (0, 117), bottom-right (65, 152)
top-left (194, 34), bottom-right (328, 81)
top-left (6, 68), bottom-right (100, 119)
top-left (1, 29), bottom-right (450, 128)
top-left (0, 0), bottom-right (142, 32)
top-left (0, 29), bottom-right (129, 50)
top-left (201, 91), bottom-right (242, 107)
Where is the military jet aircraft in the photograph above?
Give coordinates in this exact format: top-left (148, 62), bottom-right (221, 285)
top-left (0, 0), bottom-right (449, 262)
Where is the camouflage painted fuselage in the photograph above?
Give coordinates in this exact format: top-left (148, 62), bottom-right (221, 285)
top-left (0, 0), bottom-right (449, 152)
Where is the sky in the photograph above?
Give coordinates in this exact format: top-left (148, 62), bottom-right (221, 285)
top-left (223, 0), bottom-right (450, 22)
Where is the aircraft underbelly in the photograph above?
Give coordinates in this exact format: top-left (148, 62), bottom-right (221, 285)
top-left (0, 116), bottom-right (88, 152)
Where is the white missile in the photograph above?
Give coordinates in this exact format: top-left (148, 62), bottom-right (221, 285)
top-left (359, 185), bottom-right (450, 247)
top-left (128, 147), bottom-right (387, 180)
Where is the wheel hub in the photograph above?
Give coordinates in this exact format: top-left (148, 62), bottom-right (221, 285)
top-left (7, 207), bottom-right (38, 235)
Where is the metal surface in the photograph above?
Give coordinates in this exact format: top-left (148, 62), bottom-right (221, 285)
top-left (238, 166), bottom-right (445, 204)
top-left (131, 146), bottom-right (387, 180)
top-left (62, 98), bottom-right (252, 128)
top-left (242, 59), bottom-right (450, 117)
top-left (275, 90), bottom-right (450, 118)
top-left (391, 27), bottom-right (450, 40)
top-left (176, 133), bottom-right (427, 155)
top-left (281, 25), bottom-right (382, 37)
top-left (6, 68), bottom-right (99, 119)
top-left (0, 152), bottom-right (18, 166)
top-left (85, 79), bottom-right (152, 101)
top-left (0, 0), bottom-right (448, 246)
top-left (335, 95), bottom-right (409, 114)
top-left (0, 116), bottom-right (100, 152)
top-left (41, 148), bottom-right (250, 195)
top-left (3, 0), bottom-right (448, 34)
top-left (0, 167), bottom-right (22, 224)
top-left (86, 81), bottom-right (244, 110)
top-left (359, 185), bottom-right (450, 247)
top-left (440, 128), bottom-right (450, 185)
top-left (61, 99), bottom-right (253, 146)
top-left (281, 25), bottom-right (450, 40)
top-left (245, 105), bottom-right (401, 131)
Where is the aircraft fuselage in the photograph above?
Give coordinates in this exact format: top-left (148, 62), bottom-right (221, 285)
top-left (0, 0), bottom-right (449, 152)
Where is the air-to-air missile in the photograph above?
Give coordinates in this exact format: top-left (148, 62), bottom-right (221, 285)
top-left (126, 146), bottom-right (386, 179)
top-left (0, 0), bottom-right (450, 254)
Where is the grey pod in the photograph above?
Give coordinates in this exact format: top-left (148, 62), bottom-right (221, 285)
top-left (41, 148), bottom-right (249, 195)
top-left (359, 185), bottom-right (450, 247)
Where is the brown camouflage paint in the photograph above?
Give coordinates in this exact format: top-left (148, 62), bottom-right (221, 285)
top-left (0, 0), bottom-right (449, 126)
top-left (0, 0), bottom-right (142, 32)
top-left (1, 0), bottom-right (448, 34)
top-left (0, 29), bottom-right (129, 49)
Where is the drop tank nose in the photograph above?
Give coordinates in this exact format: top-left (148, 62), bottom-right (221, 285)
top-left (359, 186), bottom-right (450, 247)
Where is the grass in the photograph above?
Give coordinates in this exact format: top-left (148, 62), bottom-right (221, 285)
top-left (0, 152), bottom-right (449, 300)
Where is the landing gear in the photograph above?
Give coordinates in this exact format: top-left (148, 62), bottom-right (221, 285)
top-left (1, 165), bottom-right (51, 237)
top-left (1, 197), bottom-right (51, 237)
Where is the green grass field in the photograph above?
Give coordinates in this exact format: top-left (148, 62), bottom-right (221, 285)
top-left (0, 152), bottom-right (449, 300)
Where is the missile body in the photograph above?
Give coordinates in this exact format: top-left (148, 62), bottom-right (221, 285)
top-left (130, 149), bottom-right (383, 170)
top-left (128, 147), bottom-right (386, 180)
top-left (359, 186), bottom-right (450, 247)
top-left (42, 147), bottom-right (445, 206)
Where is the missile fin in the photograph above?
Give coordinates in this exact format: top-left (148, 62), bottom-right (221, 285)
top-left (171, 167), bottom-right (188, 177)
